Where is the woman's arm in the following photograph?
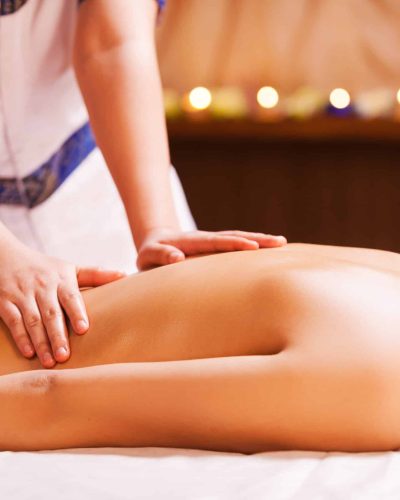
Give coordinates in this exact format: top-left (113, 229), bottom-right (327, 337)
top-left (0, 356), bottom-right (294, 452)
top-left (0, 355), bottom-right (292, 453)
top-left (52, 356), bottom-right (285, 454)
top-left (73, 0), bottom-right (179, 248)
top-left (0, 353), bottom-right (392, 453)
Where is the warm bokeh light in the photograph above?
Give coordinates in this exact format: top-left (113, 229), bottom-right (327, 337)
top-left (211, 87), bottom-right (248, 118)
top-left (257, 86), bottom-right (279, 109)
top-left (163, 89), bottom-right (181, 119)
top-left (396, 89), bottom-right (400, 105)
top-left (329, 88), bottom-right (351, 109)
top-left (188, 87), bottom-right (212, 110)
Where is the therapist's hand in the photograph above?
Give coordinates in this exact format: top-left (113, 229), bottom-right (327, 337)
top-left (136, 228), bottom-right (287, 271)
top-left (0, 239), bottom-right (125, 368)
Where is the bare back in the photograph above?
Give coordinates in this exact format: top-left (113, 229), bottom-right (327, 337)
top-left (1, 243), bottom-right (400, 380)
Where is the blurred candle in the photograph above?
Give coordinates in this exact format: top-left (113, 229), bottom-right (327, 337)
top-left (256, 86), bottom-right (283, 121)
top-left (330, 88), bottom-right (350, 109)
top-left (182, 86), bottom-right (212, 120)
top-left (285, 86), bottom-right (325, 120)
top-left (394, 88), bottom-right (400, 121)
top-left (210, 87), bottom-right (248, 119)
top-left (257, 86), bottom-right (279, 109)
top-left (327, 88), bottom-right (353, 116)
top-left (354, 88), bottom-right (395, 119)
top-left (189, 87), bottom-right (212, 110)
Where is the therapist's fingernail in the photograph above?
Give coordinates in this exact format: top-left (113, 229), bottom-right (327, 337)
top-left (169, 252), bottom-right (183, 263)
top-left (43, 352), bottom-right (54, 366)
top-left (56, 347), bottom-right (68, 360)
top-left (23, 345), bottom-right (34, 357)
top-left (76, 319), bottom-right (88, 333)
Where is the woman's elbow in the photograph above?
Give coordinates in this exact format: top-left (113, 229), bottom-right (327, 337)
top-left (0, 370), bottom-right (60, 451)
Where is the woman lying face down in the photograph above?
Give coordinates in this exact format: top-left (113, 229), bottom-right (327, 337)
top-left (0, 243), bottom-right (400, 453)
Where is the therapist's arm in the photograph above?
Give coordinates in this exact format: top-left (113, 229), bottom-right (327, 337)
top-left (74, 0), bottom-right (177, 248)
top-left (73, 0), bottom-right (287, 270)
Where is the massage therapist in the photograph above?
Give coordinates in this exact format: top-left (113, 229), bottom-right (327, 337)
top-left (0, 0), bottom-right (286, 368)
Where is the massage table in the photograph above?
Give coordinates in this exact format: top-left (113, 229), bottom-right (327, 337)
top-left (1, 447), bottom-right (400, 498)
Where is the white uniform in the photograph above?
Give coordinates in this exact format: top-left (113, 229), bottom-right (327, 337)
top-left (0, 0), bottom-right (195, 273)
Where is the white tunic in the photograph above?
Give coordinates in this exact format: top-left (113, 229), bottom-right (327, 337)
top-left (0, 0), bottom-right (195, 273)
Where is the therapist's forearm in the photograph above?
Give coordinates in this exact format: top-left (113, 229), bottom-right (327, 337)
top-left (74, 16), bottom-right (180, 248)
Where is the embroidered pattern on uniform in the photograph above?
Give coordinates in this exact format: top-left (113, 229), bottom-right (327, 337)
top-left (0, 0), bottom-right (29, 15)
top-left (0, 123), bottom-right (96, 208)
top-left (2, 0), bottom-right (165, 15)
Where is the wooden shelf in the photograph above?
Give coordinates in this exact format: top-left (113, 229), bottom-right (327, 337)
top-left (167, 117), bottom-right (400, 142)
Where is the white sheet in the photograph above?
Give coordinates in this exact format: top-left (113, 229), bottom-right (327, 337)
top-left (1, 447), bottom-right (399, 499)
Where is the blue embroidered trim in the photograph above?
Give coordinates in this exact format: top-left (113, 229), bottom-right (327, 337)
top-left (2, 0), bottom-right (166, 16)
top-left (0, 0), bottom-right (29, 15)
top-left (0, 122), bottom-right (96, 208)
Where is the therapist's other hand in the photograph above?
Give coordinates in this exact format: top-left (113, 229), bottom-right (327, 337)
top-left (136, 228), bottom-right (287, 271)
top-left (0, 240), bottom-right (125, 368)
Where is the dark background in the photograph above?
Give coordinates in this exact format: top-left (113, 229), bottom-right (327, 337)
top-left (170, 118), bottom-right (400, 252)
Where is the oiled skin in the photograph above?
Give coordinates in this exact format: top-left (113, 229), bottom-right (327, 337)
top-left (1, 243), bottom-right (400, 453)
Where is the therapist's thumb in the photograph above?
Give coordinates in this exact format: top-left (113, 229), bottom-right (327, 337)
top-left (77, 267), bottom-right (126, 287)
top-left (137, 243), bottom-right (185, 271)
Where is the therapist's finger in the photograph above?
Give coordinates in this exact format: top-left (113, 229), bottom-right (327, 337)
top-left (77, 267), bottom-right (126, 288)
top-left (137, 243), bottom-right (185, 271)
top-left (58, 281), bottom-right (89, 335)
top-left (19, 297), bottom-right (56, 368)
top-left (162, 233), bottom-right (260, 254)
top-left (218, 231), bottom-right (287, 247)
top-left (36, 290), bottom-right (70, 363)
top-left (0, 301), bottom-right (35, 359)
